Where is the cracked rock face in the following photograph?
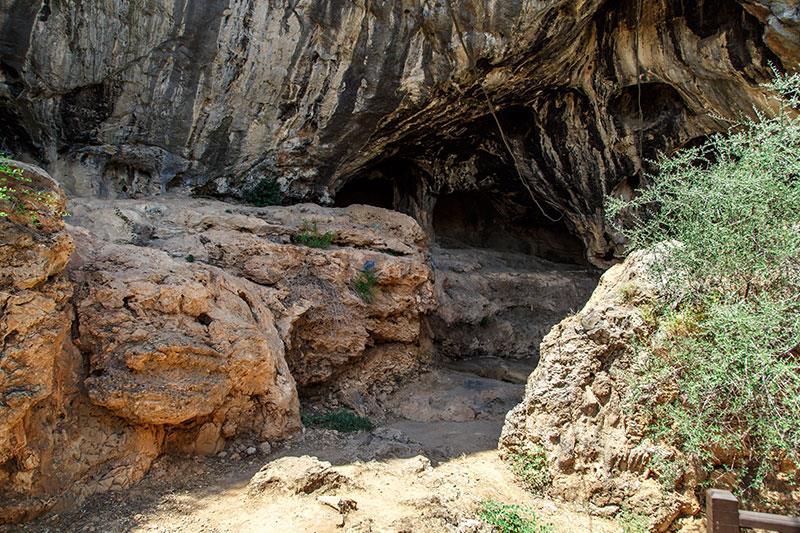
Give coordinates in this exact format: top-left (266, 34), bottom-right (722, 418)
top-left (1, 164), bottom-right (435, 523)
top-left (66, 197), bottom-right (436, 395)
top-left (1, 1), bottom-right (798, 265)
top-left (70, 229), bottom-right (300, 435)
top-left (499, 251), bottom-right (694, 531)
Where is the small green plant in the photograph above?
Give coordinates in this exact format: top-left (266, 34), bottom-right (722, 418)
top-left (618, 509), bottom-right (649, 533)
top-left (0, 156), bottom-right (22, 218)
top-left (185, 254), bottom-right (196, 263)
top-left (301, 409), bottom-right (374, 432)
top-left (291, 221), bottom-right (336, 249)
top-left (618, 283), bottom-right (639, 304)
top-left (507, 447), bottom-right (551, 493)
top-left (0, 155), bottom-right (63, 228)
top-left (245, 178), bottom-right (283, 207)
top-left (352, 260), bottom-right (379, 303)
top-left (478, 501), bottom-right (553, 533)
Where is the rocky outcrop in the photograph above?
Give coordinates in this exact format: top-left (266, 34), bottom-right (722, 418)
top-left (69, 229), bottom-right (300, 452)
top-left (66, 197), bottom-right (436, 397)
top-left (500, 251), bottom-right (695, 531)
top-left (1, 164), bottom-right (435, 523)
top-left (0, 166), bottom-right (298, 523)
top-left (0, 165), bottom-right (167, 522)
top-left (430, 246), bottom-right (599, 361)
top-left (0, 163), bottom-right (75, 514)
top-left (2, 2), bottom-right (798, 265)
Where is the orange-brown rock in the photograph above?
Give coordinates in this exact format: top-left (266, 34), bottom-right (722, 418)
top-left (69, 228), bottom-right (301, 440)
top-left (500, 251), bottom-right (692, 531)
top-left (67, 198), bottom-right (436, 395)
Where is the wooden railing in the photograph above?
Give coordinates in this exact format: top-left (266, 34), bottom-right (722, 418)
top-left (707, 489), bottom-right (800, 532)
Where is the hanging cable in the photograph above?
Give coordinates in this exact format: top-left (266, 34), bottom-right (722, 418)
top-left (635, 0), bottom-right (644, 159)
top-left (443, 0), bottom-right (563, 223)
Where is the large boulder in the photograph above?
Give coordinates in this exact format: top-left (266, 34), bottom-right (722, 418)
top-left (500, 251), bottom-right (695, 531)
top-left (69, 229), bottom-right (301, 448)
top-left (66, 197), bottom-right (436, 398)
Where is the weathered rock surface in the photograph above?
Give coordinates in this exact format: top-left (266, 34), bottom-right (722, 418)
top-left (500, 251), bottom-right (694, 531)
top-left (70, 229), bottom-right (301, 449)
top-left (2, 169), bottom-right (436, 523)
top-left (0, 165), bottom-right (166, 523)
top-left (2, 1), bottom-right (798, 265)
top-left (247, 455), bottom-right (351, 496)
top-left (430, 246), bottom-right (599, 361)
top-left (1, 164), bottom-right (75, 519)
top-left (66, 197), bottom-right (436, 395)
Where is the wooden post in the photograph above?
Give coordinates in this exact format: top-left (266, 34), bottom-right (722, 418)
top-left (707, 489), bottom-right (740, 533)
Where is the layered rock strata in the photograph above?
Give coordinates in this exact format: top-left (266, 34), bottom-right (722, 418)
top-left (2, 1), bottom-right (798, 265)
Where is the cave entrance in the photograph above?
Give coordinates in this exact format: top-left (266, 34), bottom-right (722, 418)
top-left (333, 174), bottom-right (395, 210)
top-left (429, 189), bottom-right (601, 374)
top-left (431, 191), bottom-right (587, 265)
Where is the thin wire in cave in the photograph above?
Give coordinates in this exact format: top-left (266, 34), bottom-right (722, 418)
top-left (443, 0), bottom-right (564, 223)
top-left (635, 0), bottom-right (644, 159)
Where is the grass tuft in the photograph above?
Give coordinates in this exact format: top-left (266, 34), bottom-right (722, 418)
top-left (507, 448), bottom-right (551, 494)
top-left (301, 409), bottom-right (374, 433)
top-left (478, 501), bottom-right (553, 533)
top-left (292, 221), bottom-right (336, 249)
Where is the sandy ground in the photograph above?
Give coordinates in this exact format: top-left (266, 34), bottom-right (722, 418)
top-left (11, 364), bottom-right (623, 533)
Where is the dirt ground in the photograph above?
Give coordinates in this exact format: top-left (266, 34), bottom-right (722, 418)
top-left (11, 362), bottom-right (623, 533)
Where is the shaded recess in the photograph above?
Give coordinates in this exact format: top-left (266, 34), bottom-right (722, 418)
top-left (609, 82), bottom-right (691, 159)
top-left (432, 191), bottom-right (587, 265)
top-left (333, 174), bottom-right (394, 210)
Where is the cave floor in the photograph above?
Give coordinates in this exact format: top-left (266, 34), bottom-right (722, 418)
top-left (15, 363), bottom-right (622, 533)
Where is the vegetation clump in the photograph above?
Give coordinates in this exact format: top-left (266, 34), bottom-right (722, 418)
top-left (478, 501), bottom-right (553, 533)
top-left (506, 448), bottom-right (551, 493)
top-left (291, 221), bottom-right (336, 249)
top-left (244, 178), bottom-right (283, 207)
top-left (300, 409), bottom-right (374, 433)
top-left (352, 260), bottom-right (379, 303)
top-left (606, 70), bottom-right (800, 496)
top-left (0, 155), bottom-right (64, 229)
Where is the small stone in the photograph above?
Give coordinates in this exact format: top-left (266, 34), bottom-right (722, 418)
top-left (217, 451), bottom-right (227, 458)
top-left (230, 453), bottom-right (242, 460)
top-left (245, 446), bottom-right (257, 455)
top-left (456, 518), bottom-right (483, 532)
top-left (317, 495), bottom-right (358, 514)
top-left (258, 441), bottom-right (272, 455)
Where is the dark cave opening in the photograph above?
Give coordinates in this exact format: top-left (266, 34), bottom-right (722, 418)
top-left (431, 191), bottom-right (588, 265)
top-left (333, 174), bottom-right (395, 209)
top-left (610, 82), bottom-right (688, 135)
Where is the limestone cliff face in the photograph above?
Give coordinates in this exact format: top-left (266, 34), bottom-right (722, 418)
top-left (1, 1), bottom-right (797, 265)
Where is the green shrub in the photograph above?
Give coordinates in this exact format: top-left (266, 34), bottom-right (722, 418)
top-left (606, 69), bottom-right (800, 495)
top-left (291, 221), bottom-right (336, 249)
top-left (352, 261), bottom-right (379, 303)
top-left (301, 409), bottom-right (374, 432)
top-left (244, 178), bottom-right (283, 207)
top-left (0, 155), bottom-right (63, 228)
top-left (478, 501), bottom-right (553, 533)
top-left (618, 509), bottom-right (649, 533)
top-left (507, 448), bottom-right (551, 493)
top-left (185, 254), bottom-right (196, 263)
top-left (0, 156), bottom-right (22, 218)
